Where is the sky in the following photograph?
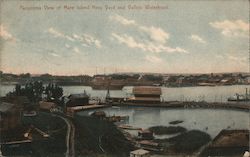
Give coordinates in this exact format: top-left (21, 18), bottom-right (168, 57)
top-left (0, 0), bottom-right (249, 75)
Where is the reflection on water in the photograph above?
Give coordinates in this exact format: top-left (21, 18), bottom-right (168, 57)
top-left (77, 106), bottom-right (249, 138)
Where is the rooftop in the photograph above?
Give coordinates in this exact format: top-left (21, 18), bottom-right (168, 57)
top-left (133, 86), bottom-right (162, 95)
top-left (68, 93), bottom-right (89, 99)
top-left (212, 130), bottom-right (249, 147)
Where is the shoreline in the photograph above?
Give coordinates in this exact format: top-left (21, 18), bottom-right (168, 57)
top-left (109, 101), bottom-right (250, 112)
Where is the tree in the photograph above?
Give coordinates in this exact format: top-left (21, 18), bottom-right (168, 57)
top-left (9, 81), bottom-right (62, 103)
top-left (45, 83), bottom-right (63, 101)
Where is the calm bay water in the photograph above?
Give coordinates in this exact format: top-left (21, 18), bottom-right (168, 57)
top-left (1, 84), bottom-right (249, 138)
top-left (77, 106), bottom-right (249, 138)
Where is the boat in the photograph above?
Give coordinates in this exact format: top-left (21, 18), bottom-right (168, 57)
top-left (228, 94), bottom-right (250, 102)
top-left (118, 124), bottom-right (142, 130)
top-left (136, 140), bottom-right (164, 152)
top-left (228, 88), bottom-right (250, 102)
top-left (23, 111), bottom-right (37, 117)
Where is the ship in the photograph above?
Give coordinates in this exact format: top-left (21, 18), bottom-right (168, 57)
top-left (227, 88), bottom-right (250, 102)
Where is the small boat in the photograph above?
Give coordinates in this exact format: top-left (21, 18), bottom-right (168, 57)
top-left (118, 124), bottom-right (142, 130)
top-left (23, 111), bottom-right (37, 117)
top-left (111, 106), bottom-right (120, 109)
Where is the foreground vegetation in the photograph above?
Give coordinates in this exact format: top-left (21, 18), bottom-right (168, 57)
top-left (155, 130), bottom-right (211, 154)
top-left (74, 115), bottom-right (134, 157)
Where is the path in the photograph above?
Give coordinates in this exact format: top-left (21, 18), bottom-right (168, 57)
top-left (54, 114), bottom-right (75, 157)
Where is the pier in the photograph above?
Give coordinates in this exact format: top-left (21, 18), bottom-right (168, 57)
top-left (111, 101), bottom-right (250, 111)
top-left (66, 104), bottom-right (109, 117)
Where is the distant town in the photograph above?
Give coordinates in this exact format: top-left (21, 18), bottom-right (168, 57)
top-left (1, 71), bottom-right (250, 89)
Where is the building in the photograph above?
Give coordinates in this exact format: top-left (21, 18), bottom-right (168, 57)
top-left (245, 76), bottom-right (250, 84)
top-left (0, 102), bottom-right (22, 132)
top-left (201, 130), bottom-right (249, 156)
top-left (130, 149), bottom-right (150, 157)
top-left (66, 93), bottom-right (90, 107)
top-left (128, 86), bottom-right (162, 104)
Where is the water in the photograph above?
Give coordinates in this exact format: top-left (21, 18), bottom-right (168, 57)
top-left (1, 84), bottom-right (249, 102)
top-left (77, 106), bottom-right (249, 138)
top-left (1, 84), bottom-right (249, 138)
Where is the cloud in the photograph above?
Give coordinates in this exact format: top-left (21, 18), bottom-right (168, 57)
top-left (73, 47), bottom-right (80, 53)
top-left (82, 34), bottom-right (102, 48)
top-left (210, 20), bottom-right (249, 38)
top-left (228, 55), bottom-right (247, 62)
top-left (47, 27), bottom-right (75, 42)
top-left (71, 33), bottom-right (102, 48)
top-left (111, 33), bottom-right (145, 50)
top-left (47, 27), bottom-right (102, 48)
top-left (47, 27), bottom-right (64, 38)
top-left (189, 34), bottom-right (206, 44)
top-left (145, 55), bottom-right (162, 64)
top-left (139, 26), bottom-right (169, 44)
top-left (112, 33), bottom-right (188, 54)
top-left (110, 15), bottom-right (187, 54)
top-left (110, 14), bottom-right (169, 43)
top-left (0, 24), bottom-right (15, 41)
top-left (109, 14), bottom-right (136, 26)
top-left (65, 44), bottom-right (71, 49)
top-left (215, 54), bottom-right (223, 59)
top-left (50, 53), bottom-right (60, 57)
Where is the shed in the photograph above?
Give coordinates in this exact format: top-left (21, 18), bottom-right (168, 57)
top-left (66, 93), bottom-right (89, 107)
top-left (128, 86), bottom-right (162, 103)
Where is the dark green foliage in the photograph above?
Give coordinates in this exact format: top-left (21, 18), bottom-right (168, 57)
top-left (10, 81), bottom-right (44, 102)
top-left (74, 115), bottom-right (133, 157)
top-left (8, 82), bottom-right (63, 103)
top-left (149, 126), bottom-right (187, 135)
top-left (45, 83), bottom-right (63, 101)
top-left (168, 130), bottom-right (211, 153)
top-left (23, 112), bottom-right (67, 156)
top-left (144, 74), bottom-right (163, 82)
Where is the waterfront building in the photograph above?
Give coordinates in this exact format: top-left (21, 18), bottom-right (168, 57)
top-left (66, 93), bottom-right (89, 107)
top-left (127, 86), bottom-right (162, 104)
top-left (201, 130), bottom-right (249, 156)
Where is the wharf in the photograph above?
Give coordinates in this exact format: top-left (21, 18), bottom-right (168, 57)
top-left (66, 104), bottom-right (109, 117)
top-left (111, 101), bottom-right (250, 111)
top-left (68, 104), bottom-right (108, 111)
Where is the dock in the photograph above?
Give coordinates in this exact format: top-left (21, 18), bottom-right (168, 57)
top-left (66, 104), bottom-right (109, 117)
top-left (111, 101), bottom-right (250, 111)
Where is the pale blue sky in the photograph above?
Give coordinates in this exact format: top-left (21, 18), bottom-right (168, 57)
top-left (0, 0), bottom-right (249, 75)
